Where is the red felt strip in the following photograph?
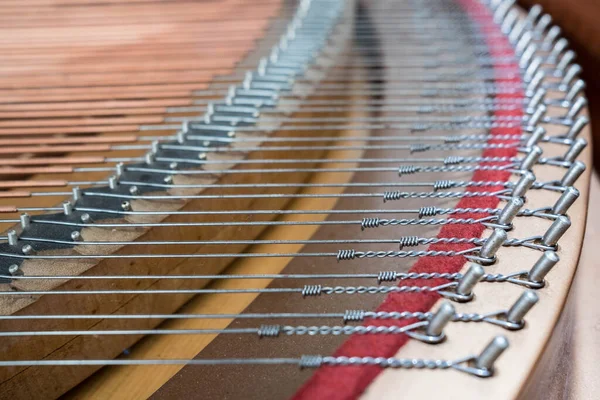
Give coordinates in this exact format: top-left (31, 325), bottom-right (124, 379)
top-left (291, 0), bottom-right (523, 398)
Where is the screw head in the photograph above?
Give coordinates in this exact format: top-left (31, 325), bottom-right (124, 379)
top-left (21, 244), bottom-right (34, 255)
top-left (71, 231), bottom-right (82, 242)
top-left (121, 201), bottom-right (131, 211)
top-left (8, 264), bottom-right (20, 276)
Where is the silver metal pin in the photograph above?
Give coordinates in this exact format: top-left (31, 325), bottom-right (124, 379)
top-left (8, 264), bottom-right (21, 276)
top-left (62, 201), bottom-right (73, 216)
top-left (542, 26), bottom-right (561, 49)
top-left (556, 50), bottom-right (576, 73)
top-left (519, 145), bottom-right (542, 170)
top-left (566, 116), bottom-right (588, 140)
top-left (479, 228), bottom-right (507, 261)
top-left (563, 138), bottom-right (587, 163)
top-left (20, 214), bottom-right (31, 230)
top-left (525, 126), bottom-right (545, 148)
top-left (456, 264), bottom-right (485, 297)
top-left (81, 213), bottom-right (91, 224)
top-left (552, 186), bottom-right (579, 215)
top-left (534, 14), bottom-right (553, 35)
top-left (525, 5), bottom-right (543, 27)
top-left (560, 160), bottom-right (586, 187)
top-left (541, 215), bottom-right (571, 246)
top-left (506, 290), bottom-right (539, 325)
top-left (72, 187), bottom-right (82, 203)
top-left (527, 88), bottom-right (546, 111)
top-left (475, 336), bottom-right (510, 371)
top-left (565, 80), bottom-right (585, 103)
top-left (71, 231), bottom-right (82, 242)
top-left (519, 43), bottom-right (538, 70)
top-left (512, 171), bottom-right (536, 198)
top-left (108, 175), bottom-right (119, 190)
top-left (21, 244), bottom-right (34, 255)
top-left (527, 104), bottom-right (546, 127)
top-left (524, 57), bottom-right (542, 83)
top-left (561, 64), bottom-right (582, 89)
top-left (497, 197), bottom-right (524, 226)
top-left (528, 251), bottom-right (559, 283)
top-left (425, 301), bottom-right (455, 338)
top-left (7, 230), bottom-right (18, 247)
top-left (566, 96), bottom-right (587, 120)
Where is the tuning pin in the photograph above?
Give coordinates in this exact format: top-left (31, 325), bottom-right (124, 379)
top-left (526, 71), bottom-right (545, 95)
top-left (479, 228), bottom-right (507, 262)
top-left (115, 162), bottom-right (125, 177)
top-left (525, 126), bottom-right (545, 148)
top-left (565, 80), bottom-right (585, 103)
top-left (527, 88), bottom-right (546, 112)
top-left (176, 130), bottom-right (186, 144)
top-left (534, 14), bottom-right (553, 35)
top-left (257, 58), bottom-right (268, 76)
top-left (519, 146), bottom-right (542, 170)
top-left (501, 9), bottom-right (519, 34)
top-left (561, 64), bottom-right (582, 90)
top-left (552, 187), bottom-right (580, 215)
top-left (525, 5), bottom-right (543, 27)
top-left (226, 85), bottom-right (236, 105)
top-left (475, 336), bottom-right (509, 374)
top-left (489, 0), bottom-right (503, 10)
top-left (21, 244), bottom-right (34, 255)
top-left (7, 230), bottom-right (18, 247)
top-left (151, 140), bottom-right (160, 154)
top-left (527, 104), bottom-right (546, 127)
top-left (145, 152), bottom-right (155, 165)
top-left (565, 116), bottom-right (588, 140)
top-left (541, 215), bottom-right (571, 246)
top-left (542, 25), bottom-right (561, 49)
top-left (243, 71), bottom-right (253, 87)
top-left (556, 50), bottom-right (576, 73)
top-left (508, 19), bottom-right (527, 44)
top-left (108, 175), bottom-right (119, 190)
top-left (549, 38), bottom-right (568, 60)
top-left (8, 264), bottom-right (22, 277)
top-left (19, 214), bottom-right (31, 230)
top-left (524, 56), bottom-right (542, 83)
top-left (528, 251), bottom-right (559, 283)
top-left (497, 197), bottom-right (524, 227)
top-left (456, 264), bottom-right (485, 298)
top-left (62, 201), bottom-right (74, 216)
top-left (269, 47), bottom-right (280, 63)
top-left (566, 97), bottom-right (587, 120)
top-left (506, 290), bottom-right (539, 326)
top-left (560, 160), bottom-right (586, 186)
top-left (519, 43), bottom-right (538, 69)
top-left (493, 0), bottom-right (515, 24)
top-left (180, 120), bottom-right (190, 134)
top-left (515, 31), bottom-right (533, 56)
top-left (562, 138), bottom-right (587, 163)
top-left (71, 231), bottom-right (82, 242)
top-left (512, 171), bottom-right (536, 198)
top-left (72, 186), bottom-right (82, 202)
top-left (425, 301), bottom-right (455, 338)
